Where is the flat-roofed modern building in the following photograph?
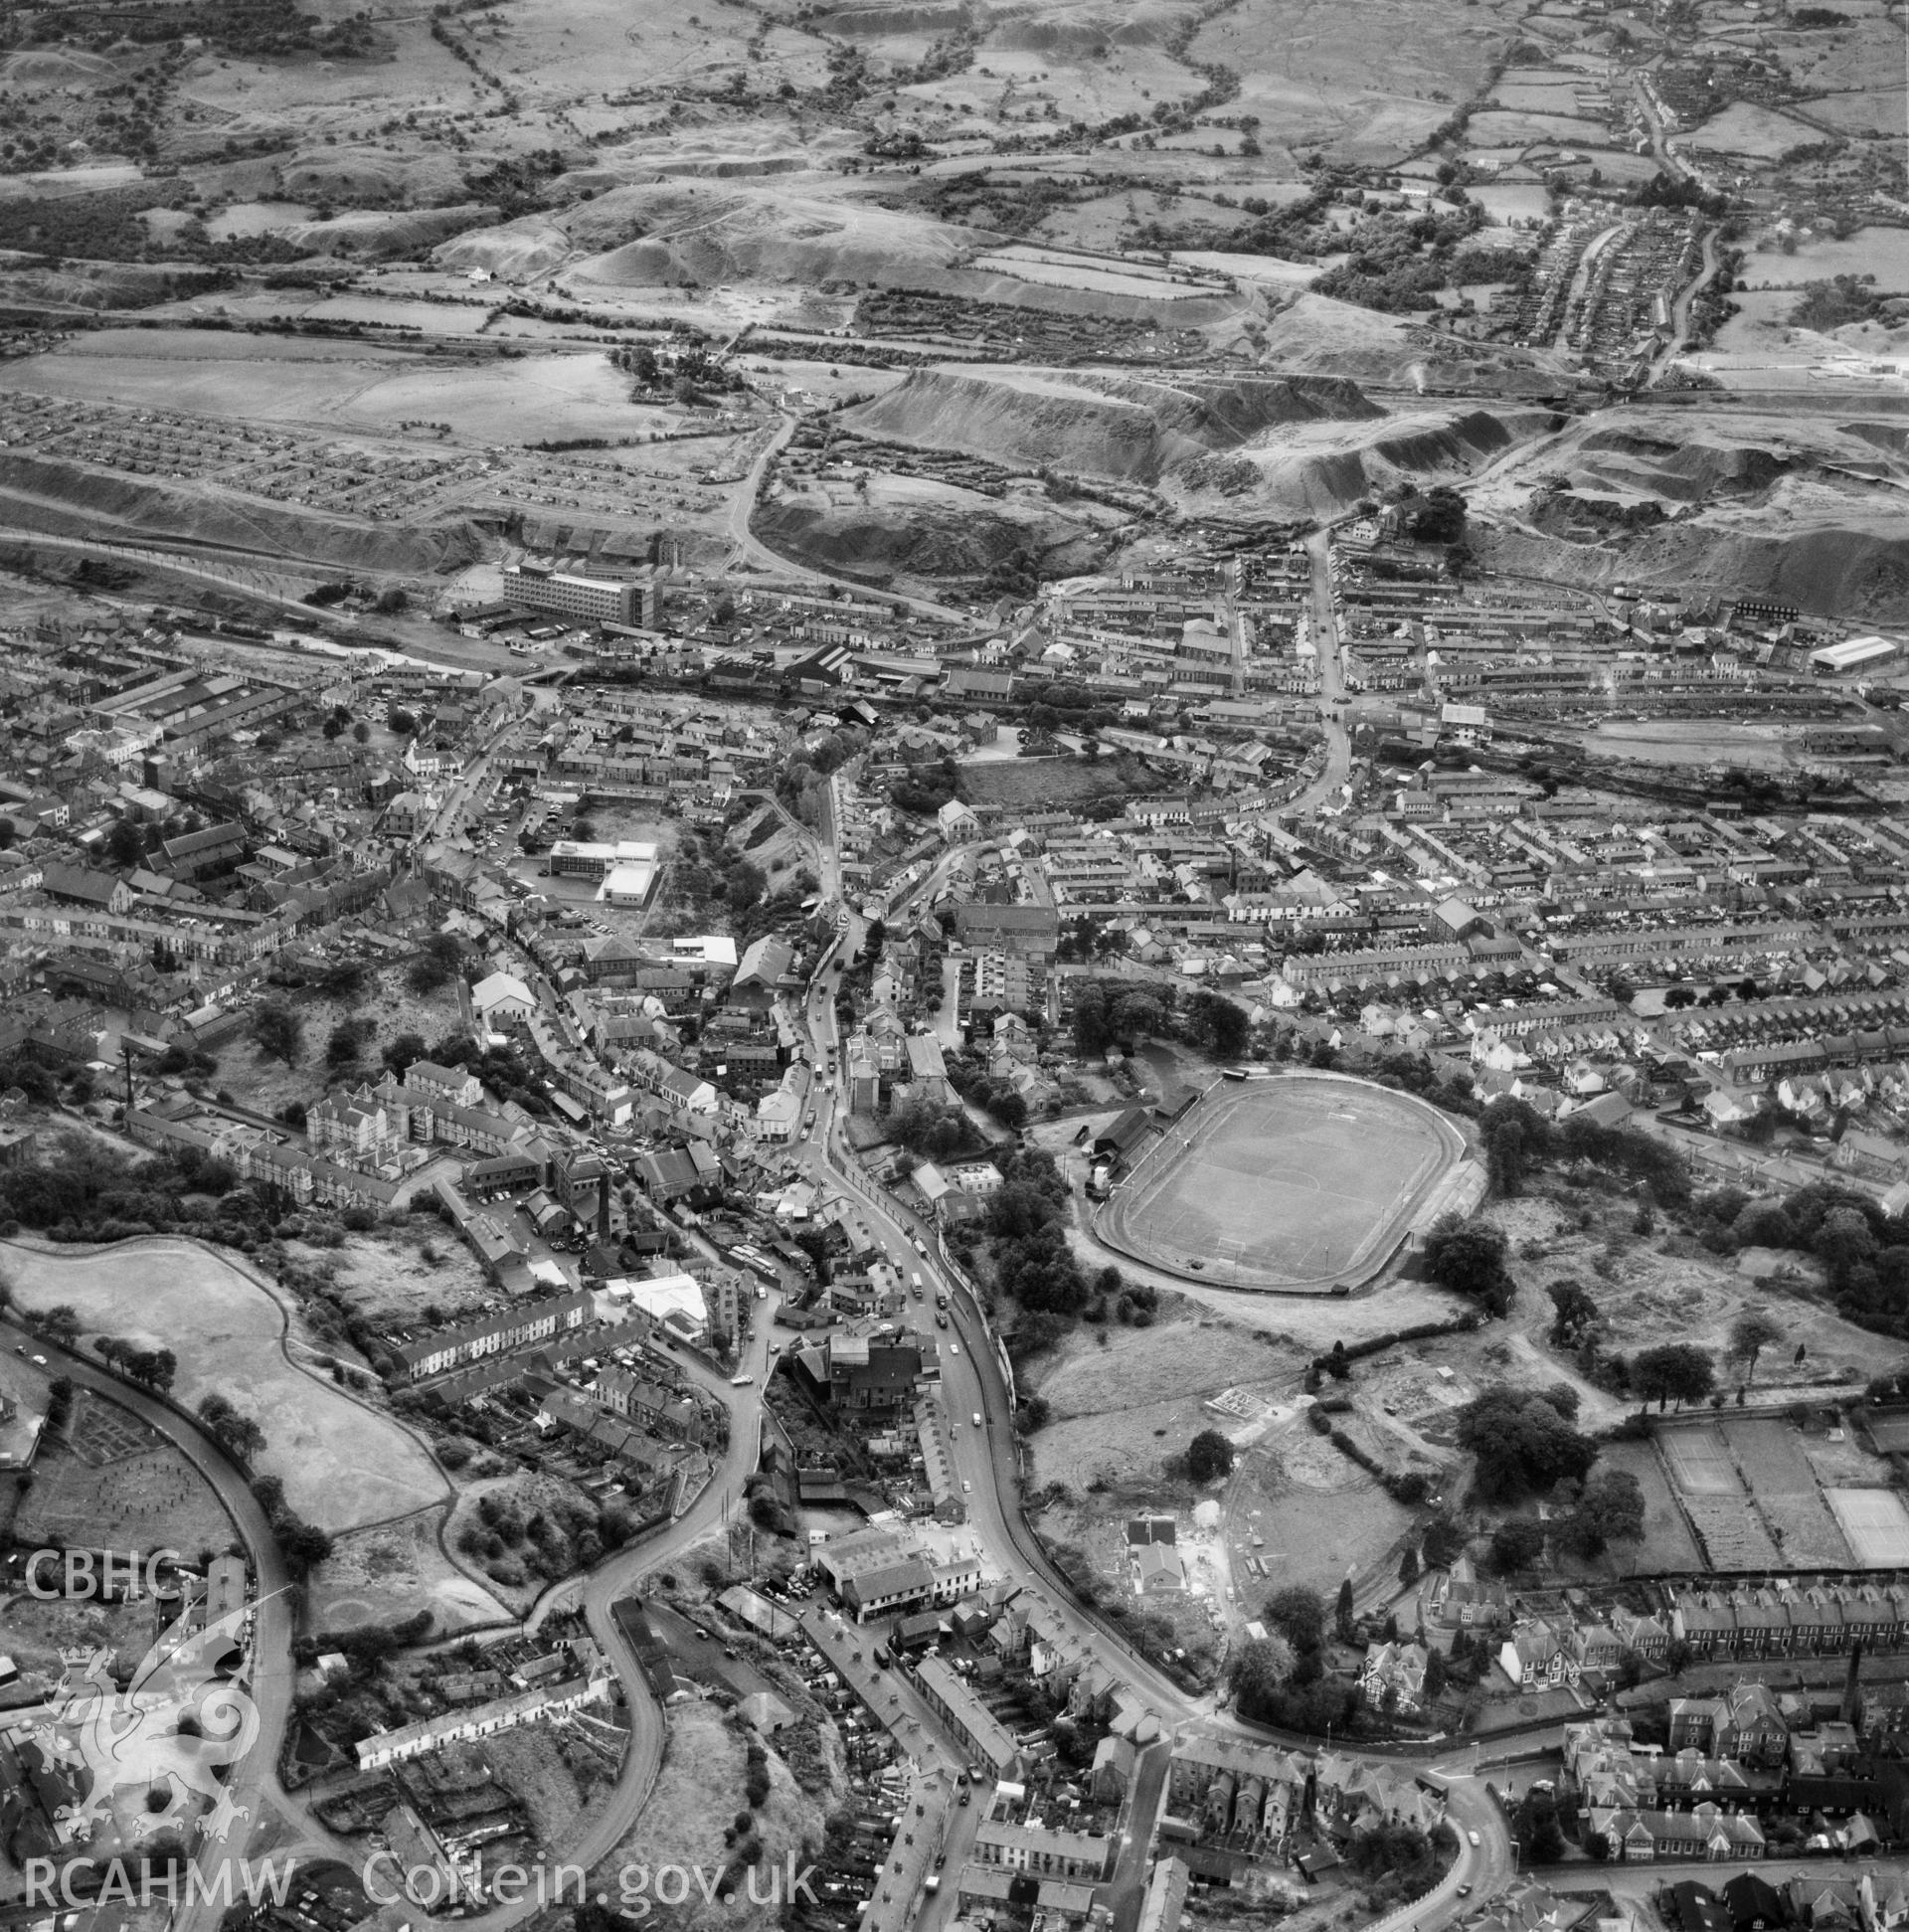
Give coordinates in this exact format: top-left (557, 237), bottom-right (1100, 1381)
top-left (504, 565), bottom-right (654, 628)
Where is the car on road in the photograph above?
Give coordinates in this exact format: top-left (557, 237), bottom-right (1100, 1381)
top-left (1468, 1832), bottom-right (1480, 1847)
top-left (1457, 1885), bottom-right (1473, 1899)
top-left (971, 1411), bottom-right (981, 1427)
top-left (936, 1313), bottom-right (949, 1328)
top-left (949, 1341), bottom-right (958, 1354)
top-left (961, 1480), bottom-right (971, 1494)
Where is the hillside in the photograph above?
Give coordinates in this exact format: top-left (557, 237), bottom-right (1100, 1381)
top-left (438, 179), bottom-right (976, 288)
top-left (840, 365), bottom-right (1383, 484)
top-left (1172, 404), bottom-right (1554, 519)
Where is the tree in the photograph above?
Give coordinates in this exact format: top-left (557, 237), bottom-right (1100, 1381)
top-left (105, 817), bottom-right (146, 869)
top-left (252, 998), bottom-right (303, 1066)
top-left (1265, 1585), bottom-right (1326, 1654)
top-left (1516, 1790), bottom-right (1565, 1863)
top-left (384, 1031), bottom-right (429, 1079)
top-left (1424, 1647), bottom-right (1448, 1699)
top-left (1486, 1121), bottom-right (1525, 1198)
top-left (1730, 1311), bottom-right (1783, 1384)
top-left (1559, 1469), bottom-right (1646, 1558)
top-left (1186, 1429), bottom-right (1235, 1484)
top-left (1226, 1633), bottom-right (1297, 1713)
top-left (1632, 1341), bottom-right (1715, 1412)
top-left (408, 931), bottom-right (463, 995)
top-left (125, 1347), bottom-right (177, 1393)
top-left (1111, 992), bottom-right (1165, 1041)
top-left (1489, 1516), bottom-right (1547, 1572)
top-left (1398, 1544), bottom-right (1420, 1586)
top-left (1423, 1215), bottom-right (1515, 1316)
top-left (1422, 1512), bottom-right (1469, 1569)
top-left (35, 1305), bottom-right (81, 1348)
top-left (326, 1024), bottom-right (363, 1071)
top-left (1186, 989), bottom-right (1248, 1061)
top-left (1458, 1385), bottom-right (1598, 1499)
top-left (1547, 1278), bottom-right (1599, 1345)
top-left (1817, 1204), bottom-right (1876, 1290)
top-left (197, 1394), bottom-right (265, 1468)
top-left (1335, 1576), bottom-right (1356, 1641)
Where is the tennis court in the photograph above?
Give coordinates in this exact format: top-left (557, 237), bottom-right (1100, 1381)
top-left (1660, 1426), bottom-right (1743, 1497)
top-left (1097, 1074), bottom-right (1464, 1292)
top-left (1827, 1489), bottom-right (1909, 1566)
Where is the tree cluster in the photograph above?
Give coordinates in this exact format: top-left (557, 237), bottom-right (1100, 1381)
top-left (1069, 978), bottom-right (1246, 1062)
top-left (1423, 1215), bottom-right (1516, 1317)
top-left (1457, 1383), bottom-right (1597, 1500)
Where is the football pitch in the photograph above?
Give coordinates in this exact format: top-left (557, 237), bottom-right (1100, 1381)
top-left (1097, 1075), bottom-right (1464, 1292)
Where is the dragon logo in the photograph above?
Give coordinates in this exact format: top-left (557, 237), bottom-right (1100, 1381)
top-left (35, 1594), bottom-right (262, 1844)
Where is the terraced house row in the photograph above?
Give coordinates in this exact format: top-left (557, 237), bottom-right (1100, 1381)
top-left (1671, 1584), bottom-right (1909, 1659)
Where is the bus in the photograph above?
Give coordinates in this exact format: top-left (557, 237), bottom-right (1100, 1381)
top-left (732, 1245), bottom-right (781, 1283)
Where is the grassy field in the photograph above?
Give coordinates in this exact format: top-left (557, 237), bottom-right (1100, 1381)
top-left (1596, 1440), bottom-right (1705, 1574)
top-left (1688, 100), bottom-right (1828, 160)
top-left (1, 1237), bottom-right (446, 1532)
top-left (1232, 1419), bottom-right (1416, 1598)
top-left (1026, 1307), bottom-right (1306, 1493)
top-left (1100, 1076), bottom-right (1462, 1291)
top-left (1741, 228), bottom-right (1909, 291)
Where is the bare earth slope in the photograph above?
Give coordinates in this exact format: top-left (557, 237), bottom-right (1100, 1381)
top-left (1471, 407), bottom-right (1909, 619)
top-left (841, 365), bottom-right (1382, 483)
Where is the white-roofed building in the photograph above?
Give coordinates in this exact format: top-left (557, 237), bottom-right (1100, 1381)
top-left (471, 970), bottom-right (535, 1022)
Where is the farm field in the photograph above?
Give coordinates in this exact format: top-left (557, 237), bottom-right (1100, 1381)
top-left (1741, 228), bottom-right (1909, 290)
top-left (1472, 183), bottom-right (1555, 226)
top-left (1465, 109), bottom-right (1614, 147)
top-left (1098, 1074), bottom-right (1464, 1291)
top-left (1, 1237), bottom-right (447, 1532)
top-left (1688, 100), bottom-right (1825, 159)
top-left (1185, 0), bottom-right (1525, 162)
